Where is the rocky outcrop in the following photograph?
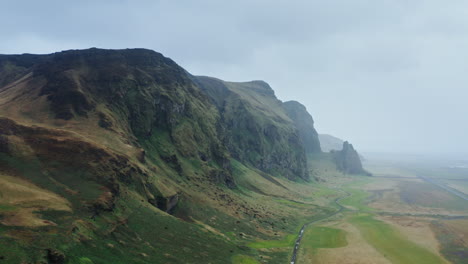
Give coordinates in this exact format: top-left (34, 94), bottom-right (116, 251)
top-left (195, 76), bottom-right (309, 181)
top-left (46, 248), bottom-right (66, 264)
top-left (319, 134), bottom-right (345, 152)
top-left (283, 101), bottom-right (321, 154)
top-left (148, 193), bottom-right (179, 214)
top-left (332, 141), bottom-right (369, 175)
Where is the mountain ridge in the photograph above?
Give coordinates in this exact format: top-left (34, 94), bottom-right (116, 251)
top-left (0, 48), bottom-right (367, 263)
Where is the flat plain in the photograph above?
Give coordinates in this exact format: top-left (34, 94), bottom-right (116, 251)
top-left (295, 158), bottom-right (468, 264)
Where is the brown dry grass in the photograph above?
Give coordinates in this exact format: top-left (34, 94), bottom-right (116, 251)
top-left (0, 72), bottom-right (140, 164)
top-left (377, 215), bottom-right (450, 263)
top-left (440, 219), bottom-right (468, 247)
top-left (366, 179), bottom-right (465, 216)
top-left (365, 161), bottom-right (419, 178)
top-left (361, 178), bottom-right (401, 191)
top-left (308, 221), bottom-right (391, 264)
top-left (0, 173), bottom-right (71, 226)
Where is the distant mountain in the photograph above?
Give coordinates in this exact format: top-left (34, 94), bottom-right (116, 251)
top-left (319, 134), bottom-right (344, 152)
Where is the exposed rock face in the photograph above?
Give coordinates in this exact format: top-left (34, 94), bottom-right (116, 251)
top-left (148, 193), bottom-right (179, 214)
top-left (332, 141), bottom-right (369, 175)
top-left (0, 48), bottom-right (342, 263)
top-left (319, 134), bottom-right (344, 152)
top-left (283, 101), bottom-right (321, 154)
top-left (195, 76), bottom-right (309, 181)
top-left (0, 49), bottom-right (315, 183)
top-left (0, 48), bottom-right (235, 187)
top-left (46, 249), bottom-right (66, 264)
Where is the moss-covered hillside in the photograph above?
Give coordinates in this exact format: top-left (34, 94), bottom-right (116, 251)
top-left (195, 76), bottom-right (310, 181)
top-left (0, 48), bottom-right (358, 264)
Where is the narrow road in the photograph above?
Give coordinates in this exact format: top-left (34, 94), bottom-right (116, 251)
top-left (290, 176), bottom-right (468, 263)
top-left (289, 190), bottom-right (350, 264)
top-left (419, 176), bottom-right (468, 201)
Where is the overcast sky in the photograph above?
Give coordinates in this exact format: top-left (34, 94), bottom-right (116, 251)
top-left (1, 0), bottom-right (467, 154)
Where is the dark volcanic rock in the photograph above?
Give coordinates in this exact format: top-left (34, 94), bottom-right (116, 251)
top-left (46, 249), bottom-right (65, 264)
top-left (149, 193), bottom-right (179, 214)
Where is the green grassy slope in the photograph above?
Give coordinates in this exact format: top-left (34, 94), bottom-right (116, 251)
top-left (0, 49), bottom-right (344, 264)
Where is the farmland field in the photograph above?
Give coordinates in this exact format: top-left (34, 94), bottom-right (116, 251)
top-left (295, 157), bottom-right (468, 264)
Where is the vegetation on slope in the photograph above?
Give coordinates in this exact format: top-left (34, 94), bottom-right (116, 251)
top-left (0, 48), bottom-right (348, 264)
top-left (195, 76), bottom-right (309, 181)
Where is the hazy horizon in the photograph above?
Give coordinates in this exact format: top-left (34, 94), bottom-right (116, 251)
top-left (2, 0), bottom-right (467, 154)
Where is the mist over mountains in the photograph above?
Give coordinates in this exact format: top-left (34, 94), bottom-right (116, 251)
top-left (3, 1), bottom-right (468, 155)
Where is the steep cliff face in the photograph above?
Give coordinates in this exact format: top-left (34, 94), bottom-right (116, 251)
top-left (0, 49), bottom-right (255, 262)
top-left (195, 76), bottom-right (309, 181)
top-left (319, 134), bottom-right (344, 152)
top-left (0, 48), bottom-right (328, 263)
top-left (283, 101), bottom-right (321, 154)
top-left (0, 48), bottom-right (234, 187)
top-left (332, 141), bottom-right (368, 175)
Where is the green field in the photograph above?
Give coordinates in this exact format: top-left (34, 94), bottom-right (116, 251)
top-left (350, 214), bottom-right (445, 264)
top-left (301, 226), bottom-right (347, 251)
top-left (339, 188), bottom-right (374, 212)
top-left (296, 164), bottom-right (467, 264)
top-left (231, 255), bottom-right (260, 264)
top-left (247, 234), bottom-right (297, 249)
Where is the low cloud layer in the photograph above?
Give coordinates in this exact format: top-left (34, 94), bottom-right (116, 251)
top-left (2, 0), bottom-right (467, 154)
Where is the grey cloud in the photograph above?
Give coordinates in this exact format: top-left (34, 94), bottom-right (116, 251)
top-left (1, 0), bottom-right (467, 154)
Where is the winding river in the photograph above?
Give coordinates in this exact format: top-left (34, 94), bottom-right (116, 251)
top-left (289, 190), bottom-right (350, 264)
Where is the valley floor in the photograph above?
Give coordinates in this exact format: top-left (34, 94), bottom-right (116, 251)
top-left (291, 159), bottom-right (468, 264)
top-left (1, 154), bottom-right (467, 264)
